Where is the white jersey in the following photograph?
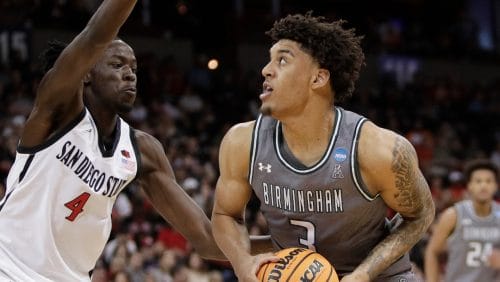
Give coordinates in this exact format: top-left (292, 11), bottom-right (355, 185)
top-left (0, 109), bottom-right (140, 281)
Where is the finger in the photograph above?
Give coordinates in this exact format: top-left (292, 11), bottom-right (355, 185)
top-left (257, 253), bottom-right (280, 264)
top-left (266, 255), bottom-right (281, 262)
top-left (253, 255), bottom-right (279, 276)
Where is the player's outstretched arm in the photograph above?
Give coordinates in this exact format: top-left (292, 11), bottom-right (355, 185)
top-left (424, 207), bottom-right (456, 282)
top-left (212, 122), bottom-right (278, 282)
top-left (342, 122), bottom-right (435, 282)
top-left (21, 0), bottom-right (137, 148)
top-left (135, 130), bottom-right (225, 260)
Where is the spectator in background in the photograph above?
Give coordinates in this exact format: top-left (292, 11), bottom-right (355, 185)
top-left (185, 252), bottom-right (212, 282)
top-left (406, 119), bottom-right (435, 172)
top-left (150, 249), bottom-right (177, 282)
top-left (127, 252), bottom-right (147, 282)
top-left (491, 140), bottom-right (500, 170)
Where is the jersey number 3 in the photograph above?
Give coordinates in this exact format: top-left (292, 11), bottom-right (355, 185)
top-left (290, 219), bottom-right (317, 251)
top-left (64, 192), bottom-right (91, 221)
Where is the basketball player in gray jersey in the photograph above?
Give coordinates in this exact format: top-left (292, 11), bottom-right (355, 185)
top-left (425, 159), bottom-right (500, 282)
top-left (212, 13), bottom-right (434, 282)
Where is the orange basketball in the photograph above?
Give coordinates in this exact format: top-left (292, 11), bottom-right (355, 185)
top-left (257, 247), bottom-right (339, 282)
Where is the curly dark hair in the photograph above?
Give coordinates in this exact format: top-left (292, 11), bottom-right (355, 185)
top-left (464, 159), bottom-right (498, 183)
top-left (265, 12), bottom-right (365, 102)
top-left (38, 39), bottom-right (68, 73)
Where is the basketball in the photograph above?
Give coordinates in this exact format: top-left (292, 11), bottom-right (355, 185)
top-left (257, 247), bottom-right (339, 282)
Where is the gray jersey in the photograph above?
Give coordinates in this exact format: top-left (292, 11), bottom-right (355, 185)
top-left (249, 107), bottom-right (411, 278)
top-left (445, 200), bottom-right (500, 282)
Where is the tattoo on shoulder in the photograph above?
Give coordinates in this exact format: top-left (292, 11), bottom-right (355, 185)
top-left (391, 137), bottom-right (422, 211)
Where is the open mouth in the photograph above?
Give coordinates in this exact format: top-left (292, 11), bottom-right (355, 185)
top-left (260, 82), bottom-right (273, 100)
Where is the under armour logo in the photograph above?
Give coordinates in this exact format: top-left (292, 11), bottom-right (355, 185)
top-left (258, 162), bottom-right (272, 173)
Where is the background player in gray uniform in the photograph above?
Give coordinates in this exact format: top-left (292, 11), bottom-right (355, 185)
top-left (425, 159), bottom-right (500, 282)
top-left (0, 0), bottom-right (270, 280)
top-left (212, 13), bottom-right (435, 282)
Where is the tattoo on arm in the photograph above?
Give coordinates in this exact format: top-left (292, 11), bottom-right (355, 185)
top-left (360, 136), bottom-right (434, 279)
top-left (391, 137), bottom-right (423, 214)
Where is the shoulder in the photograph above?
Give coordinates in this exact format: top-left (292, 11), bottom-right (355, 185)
top-left (358, 121), bottom-right (417, 171)
top-left (133, 129), bottom-right (168, 174)
top-left (134, 129), bottom-right (164, 153)
top-left (220, 120), bottom-right (256, 151)
top-left (437, 205), bottom-right (458, 233)
top-left (440, 205), bottom-right (458, 221)
top-left (357, 121), bottom-right (421, 194)
top-left (218, 120), bottom-right (256, 176)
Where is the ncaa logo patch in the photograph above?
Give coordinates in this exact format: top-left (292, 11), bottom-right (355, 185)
top-left (334, 148), bottom-right (348, 163)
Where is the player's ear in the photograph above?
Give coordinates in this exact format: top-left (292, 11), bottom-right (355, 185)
top-left (311, 68), bottom-right (330, 90)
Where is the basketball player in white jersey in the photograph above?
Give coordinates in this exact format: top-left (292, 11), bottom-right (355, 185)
top-left (0, 1), bottom-right (272, 281)
top-left (211, 13), bottom-right (435, 282)
top-left (425, 159), bottom-right (500, 282)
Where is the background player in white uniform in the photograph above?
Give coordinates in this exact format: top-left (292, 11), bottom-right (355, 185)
top-left (0, 0), bottom-right (272, 281)
top-left (425, 159), bottom-right (500, 282)
top-left (211, 13), bottom-right (434, 282)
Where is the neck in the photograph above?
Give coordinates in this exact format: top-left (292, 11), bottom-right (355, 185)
top-left (472, 200), bottom-right (492, 217)
top-left (84, 94), bottom-right (119, 138)
top-left (279, 102), bottom-right (336, 164)
top-left (281, 109), bottom-right (335, 144)
top-left (87, 104), bottom-right (119, 138)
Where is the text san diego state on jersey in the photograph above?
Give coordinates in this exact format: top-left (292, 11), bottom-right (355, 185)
top-left (0, 109), bottom-right (140, 281)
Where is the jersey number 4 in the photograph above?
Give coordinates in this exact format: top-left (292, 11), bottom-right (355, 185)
top-left (64, 192), bottom-right (91, 221)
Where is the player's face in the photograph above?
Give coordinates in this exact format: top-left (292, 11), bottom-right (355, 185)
top-left (467, 169), bottom-right (498, 204)
top-left (260, 39), bottom-right (320, 119)
top-left (89, 40), bottom-right (137, 113)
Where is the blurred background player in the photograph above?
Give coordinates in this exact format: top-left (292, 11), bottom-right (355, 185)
top-left (425, 159), bottom-right (500, 282)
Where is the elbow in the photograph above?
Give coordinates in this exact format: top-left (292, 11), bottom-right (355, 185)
top-left (195, 245), bottom-right (224, 261)
top-left (193, 240), bottom-right (225, 261)
top-left (191, 223), bottom-right (225, 260)
top-left (416, 193), bottom-right (436, 232)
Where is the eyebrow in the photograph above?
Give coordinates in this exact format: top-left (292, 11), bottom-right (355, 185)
top-left (270, 49), bottom-right (295, 57)
top-left (110, 54), bottom-right (137, 64)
